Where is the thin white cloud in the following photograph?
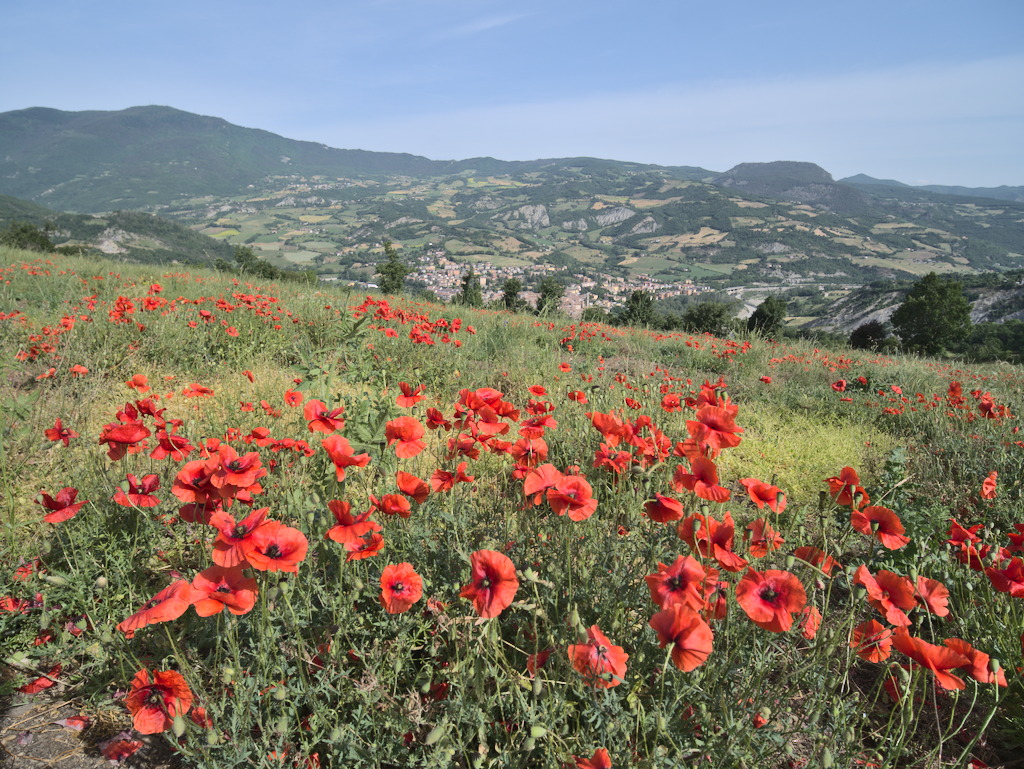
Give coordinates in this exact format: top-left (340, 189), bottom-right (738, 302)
top-left (432, 12), bottom-right (532, 40)
top-left (310, 55), bottom-right (1024, 186)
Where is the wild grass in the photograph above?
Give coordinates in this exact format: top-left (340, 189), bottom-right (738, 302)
top-left (1, 246), bottom-right (1022, 768)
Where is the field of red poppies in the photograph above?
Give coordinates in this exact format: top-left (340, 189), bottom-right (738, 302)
top-left (2, 247), bottom-right (1023, 768)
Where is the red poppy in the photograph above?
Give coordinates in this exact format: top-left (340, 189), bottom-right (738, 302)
top-left (523, 463), bottom-right (563, 505)
top-left (430, 462), bottom-right (475, 493)
top-left (304, 400), bottom-right (346, 433)
top-left (792, 546), bottom-right (841, 577)
top-left (851, 506), bottom-right (910, 550)
top-left (677, 511), bottom-right (748, 572)
top-left (798, 605), bottom-right (821, 640)
top-left (849, 619), bottom-right (893, 663)
top-left (425, 407), bottom-right (452, 431)
top-left (125, 669), bottom-right (193, 734)
top-left (18, 664), bottom-right (61, 693)
top-left (210, 507), bottom-right (270, 568)
top-left (38, 487), bottom-right (88, 523)
top-left (345, 531), bottom-right (384, 561)
top-left (671, 457), bottom-right (731, 503)
top-left (831, 379), bottom-right (847, 392)
top-left (567, 625), bottom-right (628, 688)
top-left (734, 568), bottom-right (807, 633)
top-left (649, 605), bottom-right (714, 672)
top-left (396, 471), bottom-right (430, 504)
top-left (644, 494), bottom-right (685, 524)
top-left (574, 748), bottom-right (612, 769)
top-left (892, 629), bottom-right (968, 691)
top-left (125, 374), bottom-right (150, 393)
top-left (171, 459), bottom-right (215, 505)
top-left (568, 390), bottom-right (588, 404)
top-left (825, 466), bottom-right (869, 508)
top-left (321, 435), bottom-right (371, 482)
top-left (284, 389), bottom-right (304, 407)
top-left (113, 474), bottom-right (161, 508)
top-left (914, 575), bottom-right (950, 617)
top-left (208, 445), bottom-right (266, 497)
top-left (986, 556), bottom-right (1024, 597)
top-left (44, 418), bottom-right (78, 447)
top-left (379, 562), bottom-right (423, 614)
top-left (943, 638), bottom-right (1007, 687)
top-left (686, 405), bottom-right (744, 454)
top-left (744, 518), bottom-right (784, 558)
top-left (69, 364), bottom-right (89, 377)
top-left (526, 648), bottom-right (552, 677)
top-left (98, 734), bottom-right (143, 762)
top-left (644, 555), bottom-right (717, 611)
top-left (325, 500), bottom-right (380, 545)
top-left (547, 474), bottom-right (598, 521)
top-left (385, 416), bottom-right (426, 458)
top-left (245, 521), bottom-right (309, 573)
top-left (559, 363), bottom-right (572, 373)
top-left (117, 580), bottom-right (192, 637)
top-left (739, 478), bottom-right (787, 514)
top-left (190, 565), bottom-right (257, 616)
top-left (853, 566), bottom-right (916, 627)
top-left (460, 549), bottom-right (519, 618)
top-left (98, 421), bottom-right (150, 461)
top-left (981, 471), bottom-right (998, 500)
top-left (396, 382), bottom-right (425, 408)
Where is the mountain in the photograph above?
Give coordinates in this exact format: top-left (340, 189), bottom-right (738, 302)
top-left (841, 174), bottom-right (1024, 203)
top-left (712, 161), bottom-right (868, 213)
top-left (0, 106), bottom-right (710, 213)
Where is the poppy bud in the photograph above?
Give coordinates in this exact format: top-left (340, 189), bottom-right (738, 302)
top-left (822, 747), bottom-right (834, 768)
top-left (785, 555), bottom-right (795, 570)
top-left (222, 667), bottom-right (235, 684)
top-left (43, 574), bottom-right (68, 586)
top-left (471, 755), bottom-right (484, 769)
top-left (990, 658), bottom-right (1002, 674)
top-left (273, 684), bottom-right (288, 701)
top-left (172, 715), bottom-right (187, 738)
top-left (529, 726), bottom-right (546, 739)
top-left (522, 737), bottom-right (536, 752)
top-left (353, 577), bottom-right (364, 591)
top-left (93, 575), bottom-right (108, 590)
top-left (330, 727), bottom-right (343, 742)
top-left (275, 714), bottom-right (289, 734)
top-left (424, 723), bottom-right (446, 745)
top-left (532, 679), bottom-right (543, 697)
top-left (41, 540), bottom-right (52, 555)
top-left (279, 579), bottom-right (292, 596)
top-left (206, 731), bottom-right (221, 746)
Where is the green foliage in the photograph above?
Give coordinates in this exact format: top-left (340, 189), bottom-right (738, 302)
top-left (681, 300), bottom-right (737, 335)
top-left (891, 272), bottom-right (972, 354)
top-left (614, 290), bottom-right (655, 327)
top-left (535, 276), bottom-right (565, 315)
top-left (747, 295), bottom-right (787, 336)
top-left (456, 267), bottom-right (483, 307)
top-left (375, 240), bottom-right (411, 295)
top-left (500, 277), bottom-right (525, 311)
top-left (0, 220), bottom-right (54, 252)
top-left (849, 319), bottom-right (889, 350)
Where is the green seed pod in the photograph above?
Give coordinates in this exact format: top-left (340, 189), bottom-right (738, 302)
top-left (206, 731), bottom-right (220, 746)
top-left (221, 667), bottom-right (235, 685)
top-left (569, 606), bottom-right (580, 628)
top-left (42, 574), bottom-right (68, 586)
top-left (275, 714), bottom-right (289, 734)
top-left (353, 577), bottom-right (364, 591)
top-left (471, 755), bottom-right (484, 769)
top-left (529, 726), bottom-right (546, 739)
top-left (41, 540), bottom-right (52, 555)
top-left (990, 658), bottom-right (1002, 674)
top-left (785, 554), bottom-right (795, 570)
top-left (532, 678), bottom-right (543, 697)
top-left (172, 715), bottom-right (187, 738)
top-left (424, 724), bottom-right (445, 745)
top-left (93, 575), bottom-right (109, 590)
top-left (522, 737), bottom-right (536, 752)
top-left (656, 714), bottom-right (667, 731)
top-left (273, 684), bottom-right (288, 701)
top-left (822, 747), bottom-right (834, 768)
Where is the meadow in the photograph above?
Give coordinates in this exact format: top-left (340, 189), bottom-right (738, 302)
top-left (0, 245), bottom-right (1022, 768)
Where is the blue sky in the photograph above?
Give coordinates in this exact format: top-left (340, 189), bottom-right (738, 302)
top-left (3, 0), bottom-right (1022, 186)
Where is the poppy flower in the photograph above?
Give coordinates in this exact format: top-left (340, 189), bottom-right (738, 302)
top-left (943, 638), bottom-right (1007, 687)
top-left (321, 435), bottom-right (371, 482)
top-left (686, 405), bottom-right (744, 454)
top-left (734, 568), bottom-right (807, 633)
top-left (981, 472), bottom-right (998, 500)
top-left (892, 629), bottom-right (968, 690)
top-left (645, 555), bottom-right (717, 611)
top-left (671, 458), bottom-right (731, 503)
top-left (345, 531), bottom-right (384, 561)
top-left (644, 494), bottom-right (685, 524)
top-left (831, 379), bottom-right (847, 392)
top-left (18, 664), bottom-right (61, 693)
top-left (825, 466), bottom-right (869, 508)
top-left (113, 474), bottom-right (161, 508)
top-left (69, 364), bottom-right (89, 377)
top-left (284, 389), bottom-right (304, 407)
top-left (649, 605), bottom-right (714, 672)
top-left (798, 605), bottom-right (821, 640)
top-left (379, 562), bottom-right (423, 614)
top-left (210, 507), bottom-right (270, 568)
top-left (125, 374), bottom-right (150, 393)
top-left (245, 521), bottom-right (309, 573)
top-left (546, 475), bottom-right (598, 521)
top-left (568, 390), bottom-right (588, 404)
top-left (396, 382), bottom-right (425, 408)
top-left (385, 416), bottom-right (426, 459)
top-left (526, 648), bottom-right (552, 677)
top-left (853, 565), bottom-right (916, 627)
top-left (396, 472), bottom-right (430, 504)
top-left (44, 418), bottom-right (78, 447)
top-left (849, 619), bottom-right (893, 663)
top-left (985, 556), bottom-right (1024, 597)
top-left (208, 445), bottom-right (266, 497)
top-left (586, 410), bottom-right (628, 447)
top-left (744, 518), bottom-right (784, 558)
top-left (460, 549), bottom-right (519, 618)
top-left (792, 546), bottom-right (841, 576)
top-left (430, 462), bottom-right (475, 493)
top-left (325, 500), bottom-right (380, 545)
top-left (567, 625), bottom-right (628, 688)
top-left (190, 565), bottom-right (257, 616)
top-left (98, 421), bottom-right (150, 461)
top-left (98, 733), bottom-right (143, 762)
top-left (523, 463), bottom-right (563, 505)
top-left (38, 487), bottom-right (88, 523)
top-left (425, 407), bottom-right (452, 431)
top-left (574, 748), bottom-right (612, 769)
top-left (171, 459), bottom-right (215, 505)
top-left (851, 505), bottom-right (910, 550)
top-left (677, 511), bottom-right (748, 572)
top-left (125, 669), bottom-right (193, 734)
top-left (304, 400), bottom-right (346, 433)
top-left (914, 575), bottom-right (950, 617)
top-left (739, 478), bottom-right (787, 514)
top-left (117, 580), bottom-right (192, 637)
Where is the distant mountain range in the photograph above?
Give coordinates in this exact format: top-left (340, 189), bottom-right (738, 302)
top-left (2, 105), bottom-right (1023, 293)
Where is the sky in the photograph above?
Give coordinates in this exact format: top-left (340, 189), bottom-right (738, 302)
top-left (3, 0), bottom-right (1023, 187)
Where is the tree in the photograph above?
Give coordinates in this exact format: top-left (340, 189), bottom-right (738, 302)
top-left (849, 320), bottom-right (889, 350)
top-left (375, 241), bottom-right (411, 295)
top-left (456, 268), bottom-right (483, 307)
top-left (682, 301), bottom-right (737, 336)
top-left (747, 296), bottom-right (788, 336)
top-left (616, 290), bottom-right (655, 327)
top-left (890, 272), bottom-right (972, 355)
top-left (535, 276), bottom-right (565, 315)
top-left (1, 221), bottom-right (54, 252)
top-left (500, 278), bottom-right (524, 311)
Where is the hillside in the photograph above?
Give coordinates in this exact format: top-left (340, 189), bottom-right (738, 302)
top-left (2, 107), bottom-right (1023, 300)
